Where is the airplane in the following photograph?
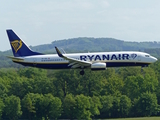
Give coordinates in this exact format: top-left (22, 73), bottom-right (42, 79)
top-left (6, 29), bottom-right (158, 75)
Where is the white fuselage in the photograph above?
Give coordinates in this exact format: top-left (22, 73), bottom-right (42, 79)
top-left (13, 51), bottom-right (157, 69)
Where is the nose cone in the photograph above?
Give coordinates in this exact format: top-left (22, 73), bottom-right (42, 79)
top-left (151, 56), bottom-right (157, 62)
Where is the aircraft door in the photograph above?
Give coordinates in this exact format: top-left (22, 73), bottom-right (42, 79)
top-left (33, 58), bottom-right (37, 66)
top-left (138, 56), bottom-right (141, 61)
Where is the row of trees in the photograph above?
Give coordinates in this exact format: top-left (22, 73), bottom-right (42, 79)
top-left (0, 60), bottom-right (160, 119)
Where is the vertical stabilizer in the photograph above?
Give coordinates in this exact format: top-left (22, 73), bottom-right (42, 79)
top-left (6, 29), bottom-right (43, 57)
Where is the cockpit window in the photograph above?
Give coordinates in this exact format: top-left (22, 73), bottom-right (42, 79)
top-left (145, 55), bottom-right (150, 57)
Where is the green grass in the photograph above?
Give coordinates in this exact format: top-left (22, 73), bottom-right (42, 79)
top-left (107, 117), bottom-right (160, 120)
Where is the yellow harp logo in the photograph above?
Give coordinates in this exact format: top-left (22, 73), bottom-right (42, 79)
top-left (11, 40), bottom-right (23, 53)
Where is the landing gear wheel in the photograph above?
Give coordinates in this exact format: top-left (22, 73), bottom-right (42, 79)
top-left (80, 70), bottom-right (84, 75)
top-left (141, 67), bottom-right (143, 73)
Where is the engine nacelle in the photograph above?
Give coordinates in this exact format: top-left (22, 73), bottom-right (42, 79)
top-left (91, 62), bottom-right (106, 70)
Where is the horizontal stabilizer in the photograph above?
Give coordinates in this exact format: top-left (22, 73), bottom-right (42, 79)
top-left (7, 56), bottom-right (24, 61)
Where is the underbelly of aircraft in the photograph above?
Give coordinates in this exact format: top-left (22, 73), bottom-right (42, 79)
top-left (13, 61), bottom-right (149, 69)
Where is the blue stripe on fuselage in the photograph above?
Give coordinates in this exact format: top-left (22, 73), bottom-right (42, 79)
top-left (13, 61), bottom-right (149, 69)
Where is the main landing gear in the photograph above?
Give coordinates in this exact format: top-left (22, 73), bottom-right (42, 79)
top-left (80, 70), bottom-right (84, 75)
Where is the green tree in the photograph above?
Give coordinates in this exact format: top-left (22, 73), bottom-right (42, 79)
top-left (89, 96), bottom-right (102, 118)
top-left (119, 95), bottom-right (131, 117)
top-left (100, 95), bottom-right (113, 118)
top-left (63, 94), bottom-right (76, 119)
top-left (18, 68), bottom-right (47, 79)
top-left (54, 70), bottom-right (106, 98)
top-left (135, 92), bottom-right (159, 116)
top-left (22, 93), bottom-right (45, 119)
top-left (110, 96), bottom-right (121, 118)
top-left (123, 72), bottom-right (158, 100)
top-left (22, 93), bottom-right (62, 120)
top-left (122, 75), bottom-right (141, 100)
top-left (0, 98), bottom-right (4, 120)
top-left (21, 93), bottom-right (36, 120)
top-left (74, 94), bottom-right (91, 120)
top-left (18, 68), bottom-right (55, 95)
top-left (54, 70), bottom-right (78, 98)
top-left (8, 77), bottom-right (26, 99)
top-left (103, 74), bottom-right (124, 96)
top-left (77, 70), bottom-right (105, 96)
top-left (32, 76), bottom-right (55, 95)
top-left (117, 67), bottom-right (141, 79)
top-left (3, 95), bottom-right (22, 120)
top-left (0, 80), bottom-right (8, 99)
top-left (41, 94), bottom-right (62, 119)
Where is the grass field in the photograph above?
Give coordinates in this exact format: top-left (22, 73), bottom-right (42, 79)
top-left (108, 117), bottom-right (160, 120)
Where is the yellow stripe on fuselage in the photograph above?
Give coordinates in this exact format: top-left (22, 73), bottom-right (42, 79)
top-left (12, 60), bottom-right (69, 64)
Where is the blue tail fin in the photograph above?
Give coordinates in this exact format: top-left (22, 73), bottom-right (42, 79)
top-left (6, 29), bottom-right (43, 57)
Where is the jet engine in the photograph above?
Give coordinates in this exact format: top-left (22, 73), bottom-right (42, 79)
top-left (91, 62), bottom-right (106, 70)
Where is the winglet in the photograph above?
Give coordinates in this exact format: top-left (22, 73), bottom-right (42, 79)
top-left (55, 47), bottom-right (63, 57)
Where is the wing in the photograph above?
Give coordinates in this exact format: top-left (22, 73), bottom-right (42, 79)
top-left (55, 47), bottom-right (91, 68)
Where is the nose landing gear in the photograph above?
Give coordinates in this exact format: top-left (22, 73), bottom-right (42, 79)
top-left (141, 67), bottom-right (143, 73)
top-left (141, 65), bottom-right (148, 72)
top-left (80, 70), bottom-right (84, 75)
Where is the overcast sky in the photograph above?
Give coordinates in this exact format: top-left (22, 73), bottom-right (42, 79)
top-left (1, 0), bottom-right (160, 51)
